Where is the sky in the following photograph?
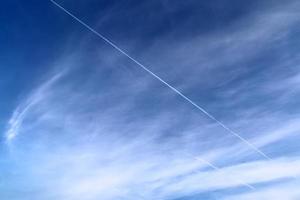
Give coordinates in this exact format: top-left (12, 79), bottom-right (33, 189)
top-left (1, 0), bottom-right (300, 199)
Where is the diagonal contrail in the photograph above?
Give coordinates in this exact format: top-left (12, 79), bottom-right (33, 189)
top-left (194, 156), bottom-right (256, 190)
top-left (49, 0), bottom-right (270, 160)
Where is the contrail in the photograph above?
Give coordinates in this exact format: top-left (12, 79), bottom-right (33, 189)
top-left (194, 157), bottom-right (256, 190)
top-left (49, 0), bottom-right (270, 160)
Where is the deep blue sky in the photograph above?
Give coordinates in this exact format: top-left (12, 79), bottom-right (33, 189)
top-left (0, 0), bottom-right (282, 133)
top-left (1, 0), bottom-right (300, 199)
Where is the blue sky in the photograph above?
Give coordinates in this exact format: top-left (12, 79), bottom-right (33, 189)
top-left (1, 0), bottom-right (300, 199)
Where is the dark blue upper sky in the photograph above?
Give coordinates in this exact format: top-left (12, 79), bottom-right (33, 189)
top-left (0, 0), bottom-right (274, 132)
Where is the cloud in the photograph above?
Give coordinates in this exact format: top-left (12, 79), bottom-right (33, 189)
top-left (3, 62), bottom-right (300, 199)
top-left (222, 180), bottom-right (300, 200)
top-left (5, 72), bottom-right (64, 142)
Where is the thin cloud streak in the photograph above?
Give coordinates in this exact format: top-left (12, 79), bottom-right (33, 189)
top-left (5, 72), bottom-right (64, 142)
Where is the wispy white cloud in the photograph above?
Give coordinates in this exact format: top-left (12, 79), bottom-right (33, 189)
top-left (4, 64), bottom-right (300, 199)
top-left (5, 72), bottom-right (64, 142)
top-left (222, 180), bottom-right (300, 200)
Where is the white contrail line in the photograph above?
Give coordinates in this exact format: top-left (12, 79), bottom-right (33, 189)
top-left (183, 152), bottom-right (256, 190)
top-left (194, 156), bottom-right (255, 190)
top-left (49, 0), bottom-right (259, 190)
top-left (49, 0), bottom-right (270, 160)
